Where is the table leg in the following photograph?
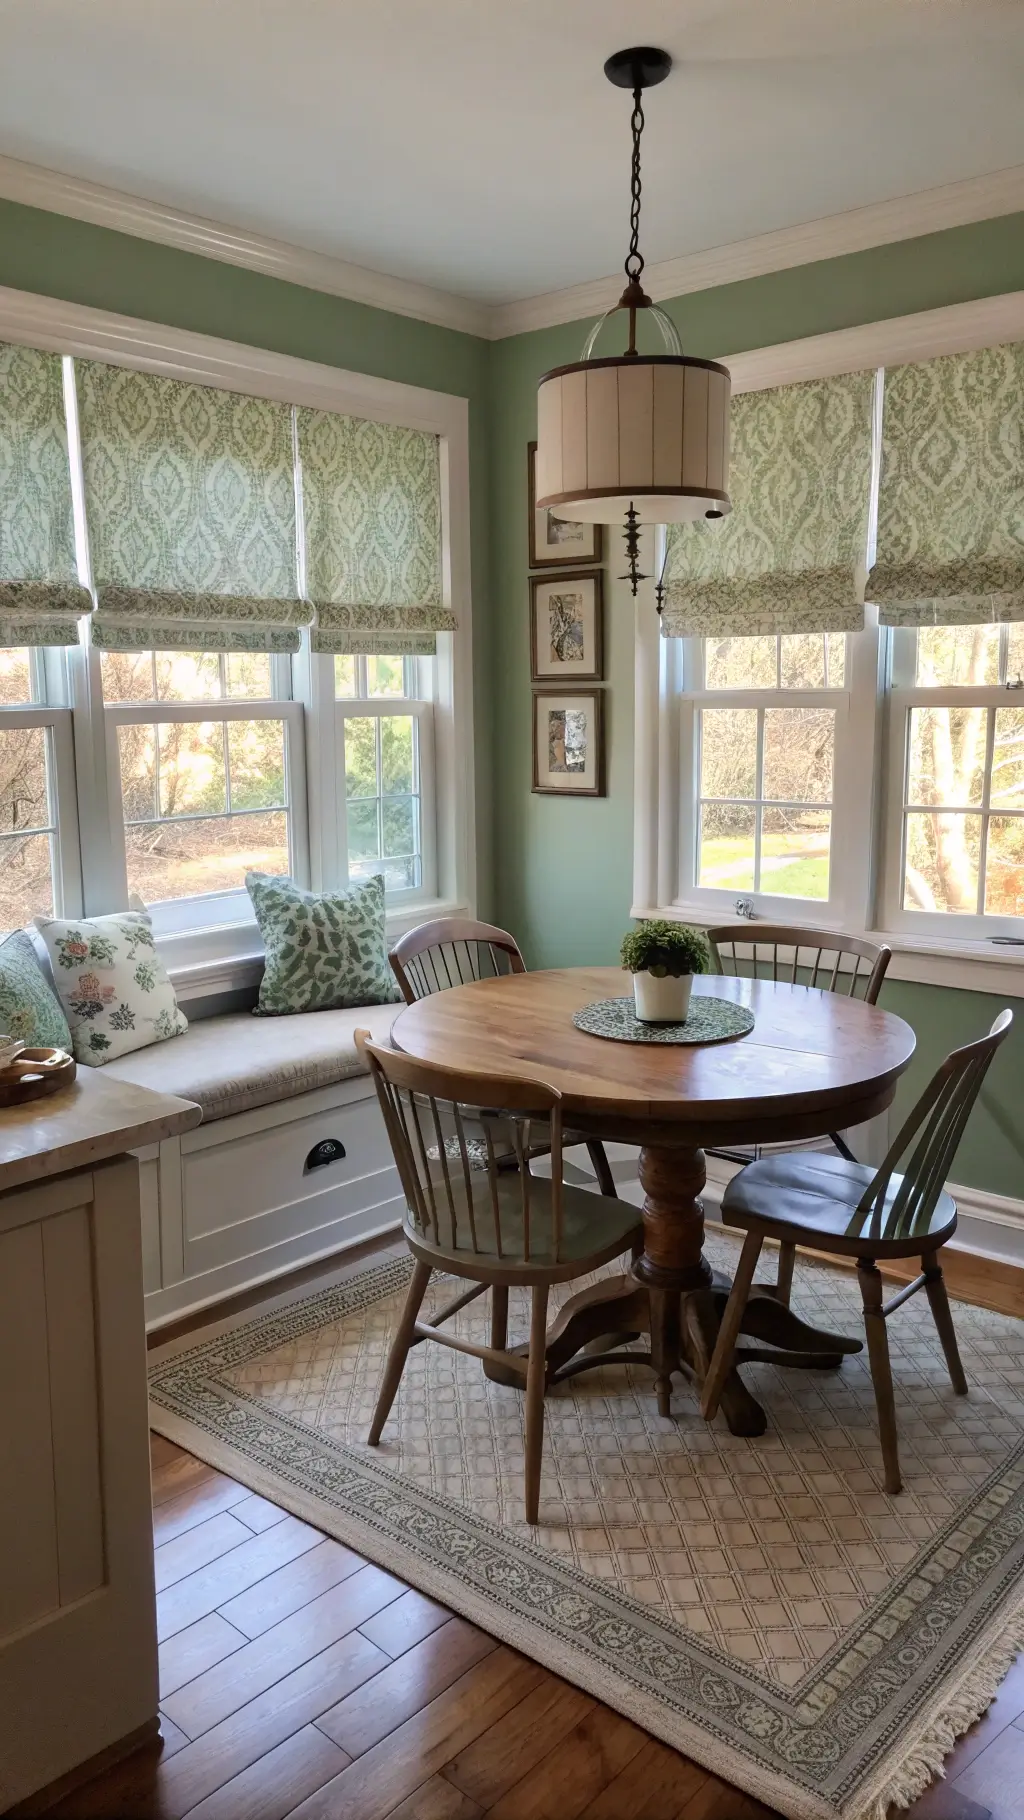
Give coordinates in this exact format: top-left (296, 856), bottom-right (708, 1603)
top-left (635, 1143), bottom-right (767, 1437)
top-left (480, 1140), bottom-right (855, 1432)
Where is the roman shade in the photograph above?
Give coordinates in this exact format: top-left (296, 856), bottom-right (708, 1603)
top-left (76, 363), bottom-right (311, 652)
top-left (870, 341), bottom-right (1024, 627)
top-left (298, 407), bottom-right (455, 655)
top-left (0, 341), bottom-right (91, 646)
top-left (660, 370), bottom-right (876, 638)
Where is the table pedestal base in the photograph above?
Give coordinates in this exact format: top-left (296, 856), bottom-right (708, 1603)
top-left (482, 1139), bottom-right (863, 1435)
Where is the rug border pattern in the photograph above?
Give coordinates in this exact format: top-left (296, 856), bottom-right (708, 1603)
top-left (148, 1254), bottom-right (1024, 1820)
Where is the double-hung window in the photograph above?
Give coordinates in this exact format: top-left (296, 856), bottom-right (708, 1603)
top-left (0, 312), bottom-right (472, 958)
top-left (0, 342), bottom-right (85, 928)
top-left (0, 647), bottom-right (80, 928)
top-left (335, 654), bottom-right (435, 897)
top-left (687, 632), bottom-right (847, 908)
top-left (884, 624), bottom-right (1024, 931)
top-left (636, 327), bottom-right (1024, 966)
top-left (656, 370), bottom-right (875, 929)
top-left (875, 340), bottom-right (1024, 939)
top-left (99, 646), bottom-right (305, 937)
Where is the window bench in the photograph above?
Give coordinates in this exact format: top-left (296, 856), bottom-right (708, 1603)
top-left (103, 1005), bottom-right (404, 1327)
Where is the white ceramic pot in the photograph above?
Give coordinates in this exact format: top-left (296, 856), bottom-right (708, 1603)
top-left (632, 971), bottom-right (693, 1024)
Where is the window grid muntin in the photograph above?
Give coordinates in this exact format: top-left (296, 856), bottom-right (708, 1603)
top-left (342, 708), bottom-right (422, 891)
top-left (696, 702), bottom-right (835, 899)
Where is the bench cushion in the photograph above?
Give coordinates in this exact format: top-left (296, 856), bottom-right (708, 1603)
top-left (102, 1003), bottom-right (400, 1123)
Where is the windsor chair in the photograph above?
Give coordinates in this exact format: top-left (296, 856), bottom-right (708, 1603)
top-left (389, 917), bottom-right (619, 1198)
top-left (700, 1010), bottom-right (1012, 1493)
top-left (360, 1038), bottom-right (643, 1523)
top-left (707, 924), bottom-right (891, 1306)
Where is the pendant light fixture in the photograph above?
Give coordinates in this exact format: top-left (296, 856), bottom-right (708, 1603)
top-left (535, 47), bottom-right (732, 595)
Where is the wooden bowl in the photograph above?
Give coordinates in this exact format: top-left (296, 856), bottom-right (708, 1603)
top-left (0, 1047), bottom-right (76, 1107)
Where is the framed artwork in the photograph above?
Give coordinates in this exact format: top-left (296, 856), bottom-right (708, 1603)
top-left (532, 688), bottom-right (605, 797)
top-left (530, 569), bottom-right (603, 682)
top-left (528, 441), bottom-right (603, 567)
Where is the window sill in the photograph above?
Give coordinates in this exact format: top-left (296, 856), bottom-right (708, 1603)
top-left (630, 902), bottom-right (1024, 999)
top-left (162, 896), bottom-right (471, 1003)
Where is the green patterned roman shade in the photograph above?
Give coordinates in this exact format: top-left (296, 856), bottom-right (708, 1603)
top-left (870, 342), bottom-right (1024, 628)
top-left (0, 341), bottom-right (91, 646)
top-left (298, 407), bottom-right (454, 655)
top-left (76, 363), bottom-right (310, 653)
top-left (660, 371), bottom-right (876, 638)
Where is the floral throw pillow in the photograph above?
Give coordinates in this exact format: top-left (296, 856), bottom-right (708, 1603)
top-left (246, 871), bottom-right (401, 1016)
top-left (0, 929), bottom-right (73, 1050)
top-left (33, 910), bottom-right (188, 1064)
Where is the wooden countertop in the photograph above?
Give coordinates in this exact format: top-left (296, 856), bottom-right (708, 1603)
top-left (0, 1066), bottom-right (202, 1195)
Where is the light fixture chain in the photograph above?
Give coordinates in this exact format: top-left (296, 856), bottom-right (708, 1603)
top-left (625, 84), bottom-right (645, 282)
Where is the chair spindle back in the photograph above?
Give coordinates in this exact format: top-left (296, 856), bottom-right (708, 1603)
top-left (851, 1010), bottom-right (1012, 1241)
top-left (708, 925), bottom-right (891, 1004)
top-left (390, 917), bottom-right (527, 1007)
top-left (363, 1040), bottom-right (564, 1266)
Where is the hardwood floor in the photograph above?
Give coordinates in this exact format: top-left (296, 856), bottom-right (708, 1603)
top-left (40, 1435), bottom-right (1023, 1820)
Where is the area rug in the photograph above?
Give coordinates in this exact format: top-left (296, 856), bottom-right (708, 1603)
top-left (149, 1233), bottom-right (1024, 1820)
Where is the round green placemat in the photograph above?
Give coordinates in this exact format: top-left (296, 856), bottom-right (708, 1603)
top-left (573, 994), bottom-right (754, 1045)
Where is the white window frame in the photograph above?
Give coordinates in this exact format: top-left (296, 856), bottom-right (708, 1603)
top-left (0, 651), bottom-right (83, 924)
top-left (633, 288), bottom-right (1024, 997)
top-left (674, 630), bottom-right (858, 924)
top-left (103, 695), bottom-right (309, 940)
top-left (0, 284), bottom-right (476, 989)
top-left (880, 627), bottom-right (1024, 940)
top-left (336, 695), bottom-right (436, 903)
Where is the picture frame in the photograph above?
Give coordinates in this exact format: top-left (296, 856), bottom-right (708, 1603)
top-left (532, 687), bottom-right (605, 797)
top-left (529, 569), bottom-right (604, 682)
top-left (528, 441), bottom-right (603, 567)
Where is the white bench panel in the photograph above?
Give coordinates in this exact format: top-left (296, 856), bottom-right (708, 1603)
top-left (181, 1096), bottom-right (398, 1271)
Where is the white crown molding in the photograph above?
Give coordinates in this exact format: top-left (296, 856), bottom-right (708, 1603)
top-left (725, 289), bottom-right (1024, 394)
top-left (0, 283), bottom-right (471, 433)
top-left (0, 154), bottom-right (491, 341)
top-left (490, 165), bottom-right (1024, 340)
top-left (2, 152), bottom-right (1023, 346)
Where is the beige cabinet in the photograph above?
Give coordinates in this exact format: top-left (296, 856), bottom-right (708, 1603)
top-left (0, 1075), bottom-right (200, 1811)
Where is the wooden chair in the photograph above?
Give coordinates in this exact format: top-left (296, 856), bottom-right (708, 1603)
top-left (707, 924), bottom-right (892, 1306)
top-left (700, 1010), bottom-right (1013, 1493)
top-left (360, 1038), bottom-right (643, 1523)
top-left (390, 916), bottom-right (619, 1198)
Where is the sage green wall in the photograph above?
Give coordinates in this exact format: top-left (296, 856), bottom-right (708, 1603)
top-left (0, 198), bottom-right (496, 913)
top-left (487, 214), bottom-right (1024, 1199)
top-left (0, 197), bottom-right (1022, 1195)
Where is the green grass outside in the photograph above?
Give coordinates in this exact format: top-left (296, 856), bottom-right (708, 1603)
top-left (699, 834), bottom-right (830, 900)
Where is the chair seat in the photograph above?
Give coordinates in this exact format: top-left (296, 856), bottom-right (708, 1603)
top-left (405, 1176), bottom-right (641, 1285)
top-left (721, 1150), bottom-right (957, 1256)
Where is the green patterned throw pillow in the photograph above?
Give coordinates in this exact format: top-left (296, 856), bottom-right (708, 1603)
top-left (0, 929), bottom-right (73, 1050)
top-left (247, 872), bottom-right (401, 1016)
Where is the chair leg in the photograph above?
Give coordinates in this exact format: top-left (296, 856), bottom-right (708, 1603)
top-left (701, 1230), bottom-right (763, 1421)
top-left (523, 1283), bottom-right (550, 1525)
top-left (586, 1140), bottom-right (618, 1198)
top-left (924, 1261), bottom-right (968, 1396)
top-left (368, 1260), bottom-right (432, 1446)
top-left (857, 1260), bottom-right (902, 1495)
top-left (490, 1283), bottom-right (509, 1352)
top-left (830, 1130), bottom-right (856, 1162)
top-left (774, 1240), bottom-right (796, 1308)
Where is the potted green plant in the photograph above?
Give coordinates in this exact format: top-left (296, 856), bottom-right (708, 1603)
top-left (619, 919), bottom-right (710, 1024)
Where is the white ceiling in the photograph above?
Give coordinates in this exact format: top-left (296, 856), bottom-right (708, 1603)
top-left (1, 0), bottom-right (1023, 308)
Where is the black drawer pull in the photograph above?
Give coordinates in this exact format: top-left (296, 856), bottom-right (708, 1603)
top-left (304, 1138), bottom-right (347, 1173)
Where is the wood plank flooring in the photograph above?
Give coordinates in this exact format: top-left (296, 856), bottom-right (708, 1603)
top-left (41, 1435), bottom-right (1024, 1820)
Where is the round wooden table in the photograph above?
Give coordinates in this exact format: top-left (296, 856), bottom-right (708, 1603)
top-left (390, 966), bottom-right (917, 1435)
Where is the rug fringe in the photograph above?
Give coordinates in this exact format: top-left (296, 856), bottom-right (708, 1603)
top-left (851, 1606), bottom-right (1024, 1820)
